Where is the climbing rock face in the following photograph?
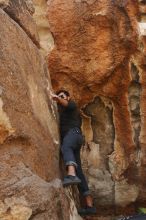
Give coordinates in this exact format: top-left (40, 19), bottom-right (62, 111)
top-left (135, 1), bottom-right (146, 207)
top-left (0, 0), bottom-right (39, 45)
top-left (48, 0), bottom-right (138, 103)
top-left (47, 0), bottom-right (146, 213)
top-left (0, 1), bottom-right (82, 219)
top-left (1, 0), bottom-right (146, 218)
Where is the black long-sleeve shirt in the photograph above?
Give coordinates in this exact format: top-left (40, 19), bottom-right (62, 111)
top-left (58, 100), bottom-right (82, 139)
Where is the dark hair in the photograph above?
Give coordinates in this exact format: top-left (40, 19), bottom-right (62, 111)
top-left (56, 89), bottom-right (70, 97)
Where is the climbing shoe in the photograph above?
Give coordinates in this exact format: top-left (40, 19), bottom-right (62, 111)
top-left (62, 175), bottom-right (81, 187)
top-left (118, 214), bottom-right (146, 220)
top-left (78, 206), bottom-right (97, 216)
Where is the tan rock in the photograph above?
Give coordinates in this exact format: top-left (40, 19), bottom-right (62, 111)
top-left (0, 4), bottom-right (82, 220)
top-left (115, 180), bottom-right (139, 207)
top-left (0, 8), bottom-right (59, 180)
top-left (0, 98), bottom-right (14, 144)
top-left (2, 0), bottom-right (146, 217)
top-left (0, 0), bottom-right (8, 8)
top-left (0, 0), bottom-right (39, 46)
top-left (33, 0), bottom-right (54, 56)
top-left (0, 197), bottom-right (32, 220)
top-left (81, 142), bottom-right (100, 169)
top-left (109, 141), bottom-right (129, 181)
top-left (47, 0), bottom-right (138, 159)
top-left (47, 0), bottom-right (143, 210)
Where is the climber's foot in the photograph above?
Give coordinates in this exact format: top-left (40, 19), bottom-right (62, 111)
top-left (78, 206), bottom-right (97, 216)
top-left (62, 175), bottom-right (81, 187)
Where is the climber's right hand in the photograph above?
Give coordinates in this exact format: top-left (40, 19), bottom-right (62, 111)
top-left (50, 91), bottom-right (59, 101)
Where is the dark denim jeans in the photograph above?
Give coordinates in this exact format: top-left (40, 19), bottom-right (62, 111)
top-left (61, 127), bottom-right (90, 196)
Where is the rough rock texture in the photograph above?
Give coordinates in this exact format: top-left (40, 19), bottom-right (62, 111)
top-left (33, 0), bottom-right (54, 57)
top-left (2, 0), bottom-right (146, 219)
top-left (47, 0), bottom-right (146, 215)
top-left (0, 0), bottom-right (39, 46)
top-left (0, 1), bottom-right (82, 219)
top-left (47, 0), bottom-right (139, 161)
top-left (134, 0), bottom-right (146, 207)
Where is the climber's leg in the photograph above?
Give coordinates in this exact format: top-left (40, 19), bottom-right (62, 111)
top-left (61, 128), bottom-right (82, 186)
top-left (74, 145), bottom-right (97, 216)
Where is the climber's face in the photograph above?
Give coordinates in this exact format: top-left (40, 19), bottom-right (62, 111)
top-left (58, 92), bottom-right (70, 101)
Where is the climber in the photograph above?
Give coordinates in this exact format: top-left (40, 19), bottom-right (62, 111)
top-left (50, 89), bottom-right (97, 216)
